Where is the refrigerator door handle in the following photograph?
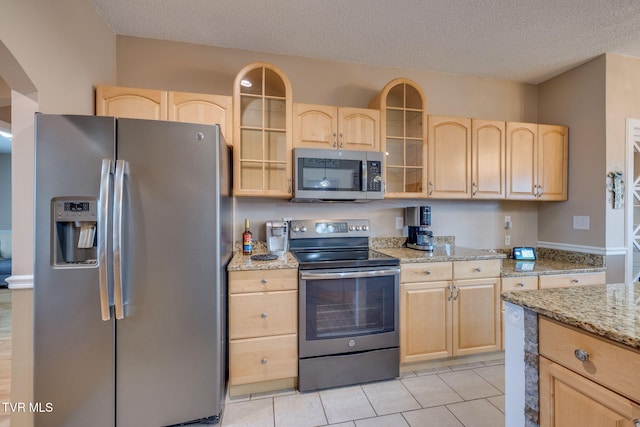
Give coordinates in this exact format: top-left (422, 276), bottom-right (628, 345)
top-left (113, 159), bottom-right (129, 320)
top-left (98, 159), bottom-right (113, 321)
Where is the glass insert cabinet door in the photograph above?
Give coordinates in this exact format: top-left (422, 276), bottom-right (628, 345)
top-left (233, 62), bottom-right (293, 197)
top-left (372, 78), bottom-right (428, 198)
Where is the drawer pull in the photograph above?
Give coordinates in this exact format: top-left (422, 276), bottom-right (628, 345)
top-left (261, 312), bottom-right (268, 319)
top-left (475, 267), bottom-right (482, 272)
top-left (572, 278), bottom-right (579, 283)
top-left (574, 348), bottom-right (589, 362)
top-left (261, 358), bottom-right (268, 365)
top-left (261, 278), bottom-right (268, 284)
top-left (424, 270), bottom-right (432, 275)
top-left (517, 282), bottom-right (525, 287)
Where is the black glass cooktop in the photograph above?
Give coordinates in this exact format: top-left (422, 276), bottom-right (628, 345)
top-left (291, 249), bottom-right (400, 270)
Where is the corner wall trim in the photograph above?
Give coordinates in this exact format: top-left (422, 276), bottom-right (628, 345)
top-left (6, 274), bottom-right (34, 290)
top-left (536, 241), bottom-right (626, 256)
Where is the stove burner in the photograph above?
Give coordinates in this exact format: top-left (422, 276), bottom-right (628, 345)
top-left (291, 249), bottom-right (399, 270)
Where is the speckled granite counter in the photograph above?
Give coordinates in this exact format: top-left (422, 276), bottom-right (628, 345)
top-left (375, 245), bottom-right (506, 263)
top-left (502, 283), bottom-right (640, 350)
top-left (227, 251), bottom-right (298, 271)
top-left (502, 258), bottom-right (606, 278)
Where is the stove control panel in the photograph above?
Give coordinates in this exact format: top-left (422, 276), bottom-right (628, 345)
top-left (289, 219), bottom-right (371, 239)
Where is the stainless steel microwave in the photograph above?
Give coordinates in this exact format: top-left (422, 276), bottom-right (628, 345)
top-left (292, 148), bottom-right (384, 202)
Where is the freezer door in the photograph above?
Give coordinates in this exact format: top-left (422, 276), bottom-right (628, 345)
top-left (33, 114), bottom-right (116, 427)
top-left (115, 119), bottom-right (226, 425)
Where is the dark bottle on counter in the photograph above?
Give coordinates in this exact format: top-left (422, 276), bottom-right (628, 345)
top-left (242, 218), bottom-right (253, 255)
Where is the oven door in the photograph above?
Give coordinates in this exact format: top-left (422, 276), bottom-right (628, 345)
top-left (299, 267), bottom-right (400, 358)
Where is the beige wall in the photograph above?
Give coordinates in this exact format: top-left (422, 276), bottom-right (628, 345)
top-left (537, 56), bottom-right (607, 248)
top-left (0, 1), bottom-right (117, 425)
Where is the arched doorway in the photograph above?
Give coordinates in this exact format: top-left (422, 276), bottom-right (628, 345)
top-left (0, 40), bottom-right (38, 426)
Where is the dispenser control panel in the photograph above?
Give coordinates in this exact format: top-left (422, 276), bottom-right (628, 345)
top-left (55, 199), bottom-right (97, 222)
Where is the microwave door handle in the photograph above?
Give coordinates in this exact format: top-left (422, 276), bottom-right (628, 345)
top-left (113, 159), bottom-right (129, 320)
top-left (98, 159), bottom-right (113, 321)
top-left (300, 268), bottom-right (400, 280)
top-left (362, 161), bottom-right (368, 192)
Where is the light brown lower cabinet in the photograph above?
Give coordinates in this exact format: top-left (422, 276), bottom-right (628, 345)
top-left (400, 260), bottom-right (501, 364)
top-left (228, 269), bottom-right (298, 388)
top-left (539, 317), bottom-right (640, 426)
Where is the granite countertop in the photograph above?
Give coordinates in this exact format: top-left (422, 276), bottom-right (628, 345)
top-left (227, 250), bottom-right (298, 271)
top-left (502, 283), bottom-right (640, 350)
top-left (375, 245), bottom-right (506, 263)
top-left (501, 258), bottom-right (606, 278)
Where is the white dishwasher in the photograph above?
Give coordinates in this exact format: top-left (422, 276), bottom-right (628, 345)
top-left (504, 302), bottom-right (525, 427)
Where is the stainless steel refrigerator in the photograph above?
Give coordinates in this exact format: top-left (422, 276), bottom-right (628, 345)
top-left (33, 114), bottom-right (232, 426)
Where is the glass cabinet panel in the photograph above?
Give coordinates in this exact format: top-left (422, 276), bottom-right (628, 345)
top-left (380, 79), bottom-right (427, 197)
top-left (234, 63), bottom-right (292, 196)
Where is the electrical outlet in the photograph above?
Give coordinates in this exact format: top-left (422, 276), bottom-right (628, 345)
top-left (504, 215), bottom-right (512, 229)
top-left (395, 216), bottom-right (404, 229)
top-left (504, 234), bottom-right (511, 246)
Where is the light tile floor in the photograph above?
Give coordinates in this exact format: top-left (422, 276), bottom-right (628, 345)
top-left (222, 359), bottom-right (505, 427)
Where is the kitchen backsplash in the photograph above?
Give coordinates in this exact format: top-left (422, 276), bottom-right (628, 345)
top-left (535, 247), bottom-right (605, 267)
top-left (370, 236), bottom-right (455, 249)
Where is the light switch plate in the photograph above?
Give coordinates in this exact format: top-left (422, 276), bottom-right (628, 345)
top-left (395, 217), bottom-right (403, 229)
top-left (573, 215), bottom-right (590, 230)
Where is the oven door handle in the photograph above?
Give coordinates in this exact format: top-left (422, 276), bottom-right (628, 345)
top-left (300, 268), bottom-right (400, 280)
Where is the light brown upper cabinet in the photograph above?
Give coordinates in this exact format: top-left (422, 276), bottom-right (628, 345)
top-left (427, 116), bottom-right (472, 198)
top-left (96, 86), bottom-right (233, 142)
top-left (233, 62), bottom-right (293, 198)
top-left (96, 86), bottom-right (168, 120)
top-left (471, 119), bottom-right (506, 199)
top-left (506, 122), bottom-right (568, 200)
top-left (167, 92), bottom-right (232, 143)
top-left (293, 104), bottom-right (379, 151)
top-left (370, 78), bottom-right (428, 198)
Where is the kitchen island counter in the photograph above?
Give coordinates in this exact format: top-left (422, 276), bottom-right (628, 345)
top-left (502, 283), bottom-right (640, 350)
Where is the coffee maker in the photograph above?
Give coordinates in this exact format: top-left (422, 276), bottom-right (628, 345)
top-left (266, 220), bottom-right (289, 256)
top-left (405, 206), bottom-right (434, 251)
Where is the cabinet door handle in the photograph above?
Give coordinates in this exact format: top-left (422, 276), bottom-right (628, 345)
top-left (261, 358), bottom-right (268, 365)
top-left (333, 132), bottom-right (337, 148)
top-left (447, 284), bottom-right (453, 301)
top-left (261, 312), bottom-right (268, 319)
top-left (339, 132), bottom-right (344, 149)
top-left (633, 419), bottom-right (640, 427)
top-left (429, 182), bottom-right (434, 195)
top-left (472, 182), bottom-right (477, 196)
top-left (574, 348), bottom-right (589, 362)
top-left (287, 178), bottom-right (292, 194)
top-left (453, 285), bottom-right (459, 301)
top-left (537, 186), bottom-right (544, 198)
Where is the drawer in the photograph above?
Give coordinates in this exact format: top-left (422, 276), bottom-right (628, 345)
top-left (501, 276), bottom-right (538, 292)
top-left (229, 290), bottom-right (297, 339)
top-left (401, 262), bottom-right (452, 283)
top-left (538, 271), bottom-right (605, 289)
top-left (229, 334), bottom-right (298, 386)
top-left (229, 268), bottom-right (298, 293)
top-left (453, 259), bottom-right (501, 280)
top-left (539, 317), bottom-right (640, 403)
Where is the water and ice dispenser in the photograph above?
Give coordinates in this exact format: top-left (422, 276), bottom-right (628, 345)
top-left (52, 197), bottom-right (98, 266)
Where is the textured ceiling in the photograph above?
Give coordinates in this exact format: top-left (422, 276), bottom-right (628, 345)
top-left (88, 1), bottom-right (640, 84)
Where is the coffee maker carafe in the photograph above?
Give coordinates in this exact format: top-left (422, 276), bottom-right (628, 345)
top-left (405, 206), bottom-right (434, 251)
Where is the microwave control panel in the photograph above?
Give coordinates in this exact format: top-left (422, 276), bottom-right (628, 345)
top-left (367, 161), bottom-right (382, 191)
